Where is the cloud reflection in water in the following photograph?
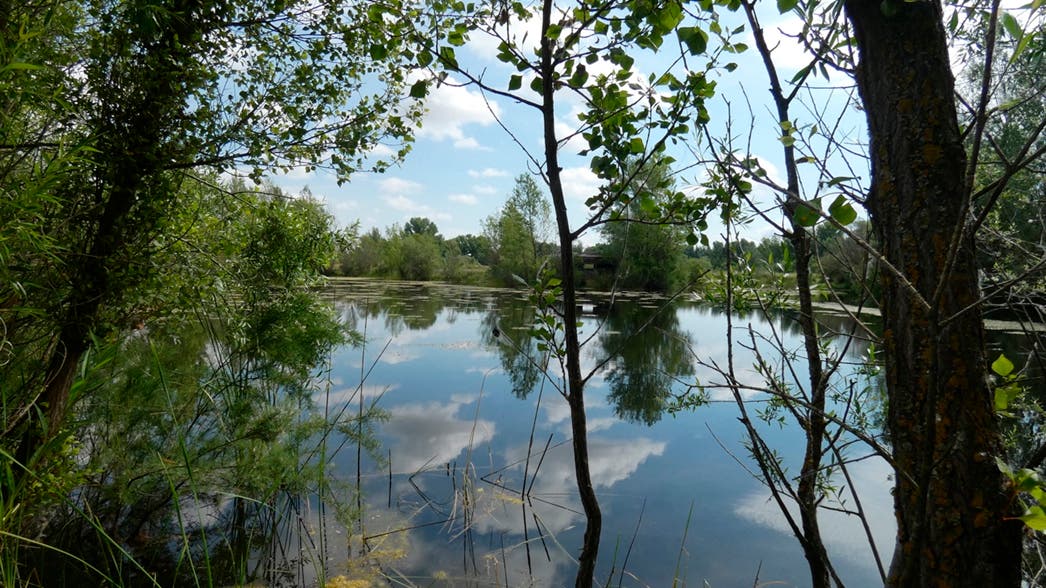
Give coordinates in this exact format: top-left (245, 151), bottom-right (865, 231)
top-left (382, 396), bottom-right (495, 473)
top-left (732, 455), bottom-right (894, 577)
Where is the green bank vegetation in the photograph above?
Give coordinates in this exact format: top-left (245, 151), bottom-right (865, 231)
top-left (329, 191), bottom-right (875, 312)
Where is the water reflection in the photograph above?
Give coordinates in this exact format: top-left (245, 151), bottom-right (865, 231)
top-left (734, 455), bottom-right (894, 571)
top-left (382, 395), bottom-right (495, 472)
top-left (321, 279), bottom-right (1042, 587)
top-left (481, 294), bottom-right (543, 399)
top-left (596, 302), bottom-right (695, 425)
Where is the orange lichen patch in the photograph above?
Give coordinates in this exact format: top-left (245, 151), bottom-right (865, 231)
top-left (974, 510), bottom-right (992, 528)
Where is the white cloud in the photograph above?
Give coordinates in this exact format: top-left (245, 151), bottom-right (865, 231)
top-left (469, 167), bottom-right (509, 178)
top-left (449, 193), bottom-right (478, 205)
top-left (470, 435), bottom-right (666, 536)
top-left (750, 15), bottom-right (809, 72)
top-left (378, 178), bottom-right (455, 223)
top-left (417, 78), bottom-right (502, 148)
top-left (555, 119), bottom-right (589, 155)
top-left (453, 137), bottom-right (485, 150)
top-left (320, 383), bottom-right (398, 405)
top-left (384, 194), bottom-right (421, 212)
top-left (559, 166), bottom-right (601, 202)
top-left (379, 177), bottom-right (423, 195)
top-left (365, 142), bottom-right (397, 160)
top-left (332, 200), bottom-right (358, 211)
top-left (464, 12), bottom-right (545, 64)
top-left (380, 195), bottom-right (451, 223)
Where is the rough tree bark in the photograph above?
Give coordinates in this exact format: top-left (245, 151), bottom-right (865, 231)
top-left (843, 0), bottom-right (1023, 585)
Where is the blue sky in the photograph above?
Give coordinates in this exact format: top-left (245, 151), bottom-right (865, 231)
top-left (267, 1), bottom-right (1027, 247)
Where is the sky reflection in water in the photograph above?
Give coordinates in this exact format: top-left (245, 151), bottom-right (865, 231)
top-left (321, 279), bottom-right (893, 587)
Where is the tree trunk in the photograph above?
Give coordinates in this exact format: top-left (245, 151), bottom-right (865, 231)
top-left (15, 0), bottom-right (202, 472)
top-left (843, 1), bottom-right (1023, 585)
top-left (538, 1), bottom-right (601, 585)
top-left (741, 2), bottom-right (836, 582)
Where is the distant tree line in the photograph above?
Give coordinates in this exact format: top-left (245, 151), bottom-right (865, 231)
top-left (330, 172), bottom-right (882, 304)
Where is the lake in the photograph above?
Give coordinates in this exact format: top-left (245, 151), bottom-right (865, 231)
top-left (302, 278), bottom-right (1035, 587)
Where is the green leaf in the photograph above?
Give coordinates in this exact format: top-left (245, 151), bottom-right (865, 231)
top-left (508, 74), bottom-right (522, 91)
top-left (1, 62), bottom-right (44, 71)
top-left (439, 46), bottom-right (458, 69)
top-left (1000, 12), bottom-right (1023, 41)
top-left (995, 385), bottom-right (1020, 411)
top-left (997, 456), bottom-right (1014, 478)
top-left (612, 51), bottom-right (635, 71)
top-left (992, 354), bottom-right (1015, 377)
top-left (777, 0), bottom-right (799, 12)
top-left (629, 137), bottom-right (645, 154)
top-left (368, 44), bottom-right (388, 60)
top-left (828, 195), bottom-right (857, 225)
top-left (793, 198), bottom-right (821, 227)
top-left (1017, 469), bottom-right (1042, 492)
top-left (1032, 485), bottom-right (1045, 503)
top-left (790, 64), bottom-right (812, 84)
top-left (530, 76), bottom-right (543, 94)
top-left (569, 66), bottom-right (589, 88)
top-left (1010, 33), bottom-right (1033, 64)
top-left (1020, 507), bottom-right (1046, 531)
top-left (409, 80), bottom-right (428, 99)
top-left (677, 27), bottom-right (708, 56)
top-left (655, 2), bottom-right (684, 33)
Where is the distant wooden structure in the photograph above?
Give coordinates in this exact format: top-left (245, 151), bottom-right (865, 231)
top-left (578, 253), bottom-right (616, 272)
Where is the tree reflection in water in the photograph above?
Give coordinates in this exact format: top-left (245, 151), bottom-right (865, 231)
top-left (595, 300), bottom-right (696, 425)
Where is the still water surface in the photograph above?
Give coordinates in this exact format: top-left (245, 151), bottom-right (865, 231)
top-left (316, 279), bottom-right (915, 587)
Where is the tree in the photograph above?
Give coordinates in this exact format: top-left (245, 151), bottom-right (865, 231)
top-left (406, 0), bottom-right (722, 582)
top-left (484, 173), bottom-right (554, 284)
top-left (39, 180), bottom-right (358, 584)
top-left (1, 0), bottom-right (423, 475)
top-left (404, 216), bottom-right (442, 238)
top-left (598, 303), bottom-right (695, 425)
top-left (448, 233), bottom-right (494, 265)
top-left (657, 0), bottom-right (1045, 584)
top-left (335, 227), bottom-right (386, 276)
top-left (382, 224), bottom-right (444, 281)
top-left (599, 159), bottom-right (687, 292)
top-left (843, 0), bottom-right (1025, 583)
